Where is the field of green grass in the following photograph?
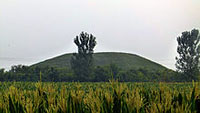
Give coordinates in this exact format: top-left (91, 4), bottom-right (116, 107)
top-left (32, 52), bottom-right (167, 71)
top-left (0, 81), bottom-right (200, 113)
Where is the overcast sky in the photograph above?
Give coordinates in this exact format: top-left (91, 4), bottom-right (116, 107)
top-left (0, 0), bottom-right (200, 70)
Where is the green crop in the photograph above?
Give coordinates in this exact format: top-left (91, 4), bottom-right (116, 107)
top-left (0, 81), bottom-right (199, 113)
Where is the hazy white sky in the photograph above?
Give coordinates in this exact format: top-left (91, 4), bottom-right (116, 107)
top-left (0, 0), bottom-right (200, 70)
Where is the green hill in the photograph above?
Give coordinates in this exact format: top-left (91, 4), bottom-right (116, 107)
top-left (32, 52), bottom-right (167, 71)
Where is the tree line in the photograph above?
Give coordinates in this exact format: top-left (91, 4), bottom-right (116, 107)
top-left (0, 64), bottom-right (178, 82)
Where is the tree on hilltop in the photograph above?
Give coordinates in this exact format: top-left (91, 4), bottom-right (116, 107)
top-left (70, 32), bottom-right (97, 81)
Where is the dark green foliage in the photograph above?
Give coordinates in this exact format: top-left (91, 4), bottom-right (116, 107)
top-left (195, 97), bottom-right (200, 113)
top-left (94, 66), bottom-right (109, 82)
top-left (178, 93), bottom-right (183, 105)
top-left (70, 32), bottom-right (97, 82)
top-left (109, 63), bottom-right (121, 79)
top-left (0, 69), bottom-right (5, 81)
top-left (102, 95), bottom-right (112, 113)
top-left (8, 95), bottom-right (25, 113)
top-left (191, 86), bottom-right (196, 112)
top-left (176, 29), bottom-right (200, 81)
top-left (0, 65), bottom-right (178, 82)
top-left (40, 66), bottom-right (59, 82)
top-left (113, 90), bottom-right (122, 113)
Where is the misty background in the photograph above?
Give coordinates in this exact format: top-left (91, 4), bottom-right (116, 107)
top-left (0, 0), bottom-right (200, 70)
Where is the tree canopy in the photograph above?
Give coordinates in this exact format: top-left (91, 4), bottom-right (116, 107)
top-left (175, 29), bottom-right (200, 81)
top-left (70, 32), bottom-right (97, 81)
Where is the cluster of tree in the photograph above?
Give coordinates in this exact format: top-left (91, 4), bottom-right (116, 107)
top-left (0, 64), bottom-right (180, 82)
top-left (0, 65), bottom-right (73, 82)
top-left (69, 29), bottom-right (200, 82)
top-left (70, 32), bottom-right (96, 81)
top-left (175, 29), bottom-right (200, 81)
top-left (0, 29), bottom-right (199, 82)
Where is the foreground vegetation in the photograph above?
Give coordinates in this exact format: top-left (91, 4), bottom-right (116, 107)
top-left (0, 81), bottom-right (200, 113)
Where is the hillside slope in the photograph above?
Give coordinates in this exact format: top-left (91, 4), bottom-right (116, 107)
top-left (32, 52), bottom-right (167, 70)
